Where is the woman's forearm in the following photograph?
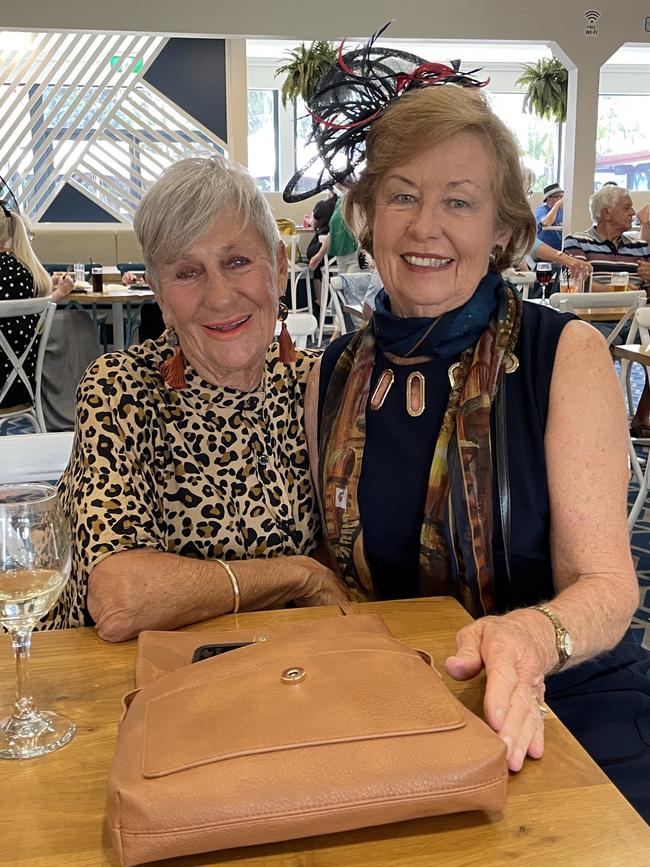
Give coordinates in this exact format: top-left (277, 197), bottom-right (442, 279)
top-left (88, 548), bottom-right (346, 642)
top-left (507, 569), bottom-right (638, 675)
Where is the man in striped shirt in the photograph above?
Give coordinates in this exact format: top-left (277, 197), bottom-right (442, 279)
top-left (563, 185), bottom-right (650, 291)
top-left (563, 185), bottom-right (650, 436)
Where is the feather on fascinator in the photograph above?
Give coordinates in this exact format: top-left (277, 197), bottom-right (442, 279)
top-left (0, 174), bottom-right (19, 217)
top-left (283, 22), bottom-right (489, 203)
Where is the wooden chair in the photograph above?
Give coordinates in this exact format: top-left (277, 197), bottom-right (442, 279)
top-left (0, 298), bottom-right (56, 434)
top-left (0, 431), bottom-right (74, 483)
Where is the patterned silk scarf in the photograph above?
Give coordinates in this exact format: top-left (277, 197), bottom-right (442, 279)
top-left (319, 277), bottom-right (522, 618)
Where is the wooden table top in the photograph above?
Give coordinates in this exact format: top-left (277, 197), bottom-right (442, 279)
top-left (574, 306), bottom-right (630, 322)
top-left (61, 289), bottom-right (154, 305)
top-left (612, 343), bottom-right (650, 365)
top-left (1, 598), bottom-right (647, 866)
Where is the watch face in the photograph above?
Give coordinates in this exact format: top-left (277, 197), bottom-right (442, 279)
top-left (562, 632), bottom-right (574, 657)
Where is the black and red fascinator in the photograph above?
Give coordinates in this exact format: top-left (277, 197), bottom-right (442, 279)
top-left (282, 22), bottom-right (489, 203)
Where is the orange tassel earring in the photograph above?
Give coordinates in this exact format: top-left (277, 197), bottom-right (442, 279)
top-left (159, 328), bottom-right (187, 389)
top-left (278, 301), bottom-right (296, 364)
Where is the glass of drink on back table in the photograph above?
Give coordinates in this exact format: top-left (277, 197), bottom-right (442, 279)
top-left (536, 261), bottom-right (554, 301)
top-left (0, 484), bottom-right (75, 758)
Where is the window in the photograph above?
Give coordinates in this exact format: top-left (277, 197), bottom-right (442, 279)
top-left (486, 93), bottom-right (559, 191)
top-left (248, 89), bottom-right (279, 192)
top-left (595, 95), bottom-right (650, 190)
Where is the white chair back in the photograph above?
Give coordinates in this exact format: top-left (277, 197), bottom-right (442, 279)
top-left (0, 432), bottom-right (74, 483)
top-left (273, 313), bottom-right (317, 349)
top-left (0, 298), bottom-right (56, 433)
top-left (548, 290), bottom-right (646, 346)
top-left (632, 305), bottom-right (650, 346)
top-left (281, 235), bottom-right (313, 315)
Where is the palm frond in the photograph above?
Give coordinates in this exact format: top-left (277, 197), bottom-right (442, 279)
top-left (516, 58), bottom-right (568, 124)
top-left (275, 41), bottom-right (337, 107)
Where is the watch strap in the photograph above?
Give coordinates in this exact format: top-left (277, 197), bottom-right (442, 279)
top-left (533, 605), bottom-right (571, 675)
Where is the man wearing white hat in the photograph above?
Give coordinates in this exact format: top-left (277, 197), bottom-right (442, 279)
top-left (535, 182), bottom-right (564, 251)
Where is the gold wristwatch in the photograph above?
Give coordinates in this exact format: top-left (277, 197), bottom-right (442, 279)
top-left (533, 606), bottom-right (574, 675)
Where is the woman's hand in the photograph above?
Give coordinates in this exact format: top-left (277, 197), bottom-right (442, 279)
top-left (89, 550), bottom-right (350, 642)
top-left (564, 256), bottom-right (592, 278)
top-left (51, 272), bottom-right (75, 303)
top-left (232, 554), bottom-right (350, 610)
top-left (637, 260), bottom-right (650, 284)
top-left (445, 610), bottom-right (557, 771)
top-left (122, 271), bottom-right (145, 286)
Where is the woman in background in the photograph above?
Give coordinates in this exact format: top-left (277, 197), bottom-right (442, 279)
top-left (0, 203), bottom-right (58, 410)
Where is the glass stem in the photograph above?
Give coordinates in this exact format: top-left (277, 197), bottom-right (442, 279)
top-left (11, 627), bottom-right (35, 719)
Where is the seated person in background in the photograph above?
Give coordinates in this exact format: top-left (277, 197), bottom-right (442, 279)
top-left (297, 43), bottom-right (649, 820)
top-left (563, 185), bottom-right (650, 436)
top-left (55, 154), bottom-right (347, 638)
top-left (535, 183), bottom-right (564, 251)
top-left (516, 169), bottom-right (589, 287)
top-left (0, 204), bottom-right (53, 409)
top-left (563, 184), bottom-right (650, 290)
top-left (306, 189), bottom-right (337, 313)
top-left (0, 208), bottom-right (100, 431)
top-left (309, 187), bottom-right (360, 275)
top-left (530, 237), bottom-right (591, 277)
top-left (121, 268), bottom-right (166, 341)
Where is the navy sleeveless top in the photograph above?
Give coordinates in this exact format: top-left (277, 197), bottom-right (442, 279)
top-left (318, 299), bottom-right (575, 613)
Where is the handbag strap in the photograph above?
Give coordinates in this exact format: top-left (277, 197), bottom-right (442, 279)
top-left (495, 378), bottom-right (512, 592)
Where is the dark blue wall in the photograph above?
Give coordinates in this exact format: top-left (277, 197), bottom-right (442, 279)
top-left (41, 183), bottom-right (118, 222)
top-left (144, 37), bottom-right (227, 141)
top-left (41, 37), bottom-right (228, 222)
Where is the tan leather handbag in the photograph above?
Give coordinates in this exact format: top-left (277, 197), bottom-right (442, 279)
top-left (107, 617), bottom-right (507, 866)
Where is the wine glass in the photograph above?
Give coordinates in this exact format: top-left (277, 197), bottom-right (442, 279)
top-left (0, 483), bottom-right (75, 759)
top-left (536, 261), bottom-right (554, 302)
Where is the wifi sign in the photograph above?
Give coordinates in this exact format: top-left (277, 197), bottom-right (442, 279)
top-left (584, 9), bottom-right (600, 36)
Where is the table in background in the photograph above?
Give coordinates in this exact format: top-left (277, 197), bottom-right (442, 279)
top-left (612, 343), bottom-right (650, 367)
top-left (0, 597), bottom-right (647, 866)
top-left (59, 289), bottom-right (154, 350)
top-left (574, 305), bottom-right (629, 323)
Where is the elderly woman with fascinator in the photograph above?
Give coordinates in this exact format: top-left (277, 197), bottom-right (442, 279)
top-left (289, 28), bottom-right (650, 820)
top-left (56, 155), bottom-right (347, 639)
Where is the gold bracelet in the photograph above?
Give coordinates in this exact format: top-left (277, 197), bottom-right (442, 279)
top-left (216, 559), bottom-right (240, 614)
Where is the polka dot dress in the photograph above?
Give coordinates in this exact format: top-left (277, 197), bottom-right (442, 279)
top-left (0, 251), bottom-right (39, 409)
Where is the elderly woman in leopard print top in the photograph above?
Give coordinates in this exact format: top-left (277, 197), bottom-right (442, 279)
top-left (55, 156), bottom-right (347, 639)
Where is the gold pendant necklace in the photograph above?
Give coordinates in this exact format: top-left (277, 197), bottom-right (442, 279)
top-left (369, 314), bottom-right (443, 416)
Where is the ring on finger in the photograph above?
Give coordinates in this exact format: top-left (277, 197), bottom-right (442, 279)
top-left (538, 704), bottom-right (549, 720)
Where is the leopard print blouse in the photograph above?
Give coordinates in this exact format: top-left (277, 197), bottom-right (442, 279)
top-left (49, 336), bottom-right (320, 629)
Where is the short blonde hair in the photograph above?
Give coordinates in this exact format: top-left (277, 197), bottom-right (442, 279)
top-left (344, 86), bottom-right (535, 271)
top-left (134, 155), bottom-right (280, 283)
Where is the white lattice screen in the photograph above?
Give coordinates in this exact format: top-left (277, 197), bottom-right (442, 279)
top-left (0, 31), bottom-right (228, 222)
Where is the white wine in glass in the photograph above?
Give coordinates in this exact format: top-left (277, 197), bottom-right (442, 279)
top-left (0, 483), bottom-right (75, 759)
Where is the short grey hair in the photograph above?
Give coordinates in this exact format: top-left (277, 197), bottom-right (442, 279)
top-left (134, 154), bottom-right (280, 282)
top-left (589, 184), bottom-right (629, 223)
